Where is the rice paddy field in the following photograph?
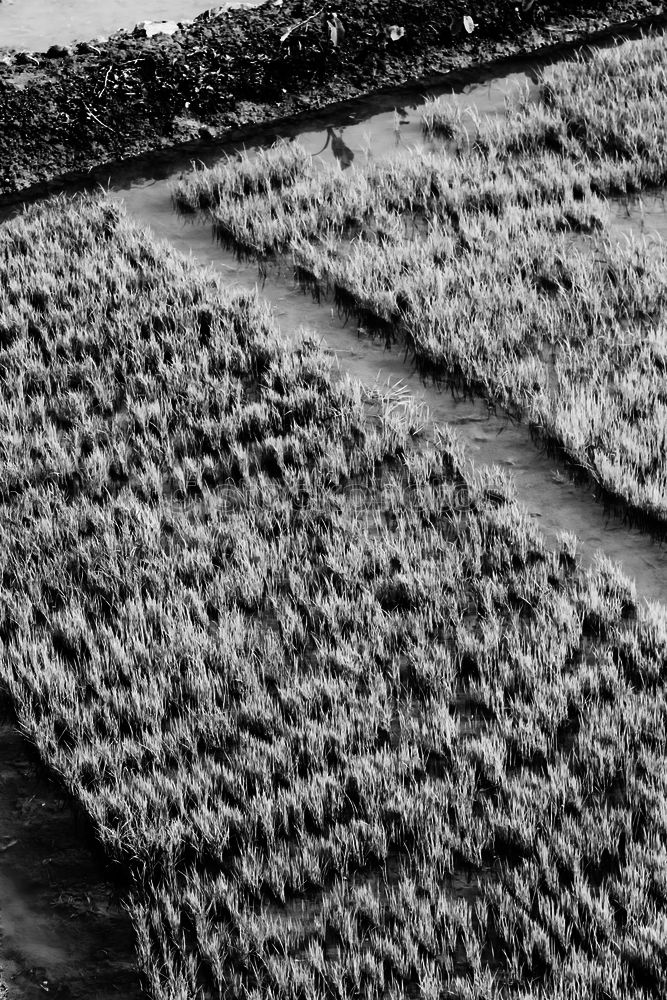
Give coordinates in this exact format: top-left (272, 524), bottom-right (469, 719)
top-left (2, 24), bottom-right (667, 1000)
top-left (173, 31), bottom-right (667, 533)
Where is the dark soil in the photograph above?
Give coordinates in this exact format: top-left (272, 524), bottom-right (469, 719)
top-left (0, 723), bottom-right (142, 999)
top-left (0, 0), bottom-right (664, 202)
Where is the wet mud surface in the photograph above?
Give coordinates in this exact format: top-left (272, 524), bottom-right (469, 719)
top-left (0, 722), bottom-right (142, 1000)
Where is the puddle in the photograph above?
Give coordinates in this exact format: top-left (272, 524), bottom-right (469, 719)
top-left (113, 178), bottom-right (667, 606)
top-left (0, 0), bottom-right (264, 52)
top-left (0, 722), bottom-right (141, 999)
top-left (608, 190), bottom-right (667, 245)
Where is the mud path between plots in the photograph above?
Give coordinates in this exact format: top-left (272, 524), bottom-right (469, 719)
top-left (0, 721), bottom-right (142, 1000)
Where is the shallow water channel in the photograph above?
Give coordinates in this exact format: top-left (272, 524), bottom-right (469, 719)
top-left (0, 0), bottom-right (265, 52)
top-left (609, 190), bottom-right (667, 246)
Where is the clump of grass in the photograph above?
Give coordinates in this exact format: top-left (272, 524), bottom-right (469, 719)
top-left (420, 97), bottom-right (467, 141)
top-left (173, 141), bottom-right (312, 215)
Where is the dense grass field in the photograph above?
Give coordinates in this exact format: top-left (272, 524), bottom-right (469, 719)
top-left (172, 32), bottom-right (667, 531)
top-left (1, 194), bottom-right (667, 999)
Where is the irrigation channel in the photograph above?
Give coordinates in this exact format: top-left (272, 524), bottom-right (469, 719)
top-left (0, 0), bottom-right (264, 53)
top-left (1, 32), bottom-right (667, 998)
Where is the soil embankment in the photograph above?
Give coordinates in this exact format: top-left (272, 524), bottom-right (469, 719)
top-left (0, 0), bottom-right (663, 201)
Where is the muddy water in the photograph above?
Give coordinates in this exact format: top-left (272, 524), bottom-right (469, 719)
top-left (0, 0), bottom-right (264, 52)
top-left (50, 63), bottom-right (535, 192)
top-left (0, 45), bottom-right (661, 601)
top-left (114, 178), bottom-right (667, 606)
top-left (0, 723), bottom-right (141, 999)
top-left (608, 190), bottom-right (667, 245)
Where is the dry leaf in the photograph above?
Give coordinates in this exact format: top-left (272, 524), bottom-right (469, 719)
top-left (328, 13), bottom-right (344, 46)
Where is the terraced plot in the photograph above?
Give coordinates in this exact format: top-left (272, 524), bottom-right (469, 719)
top-left (0, 194), bottom-right (666, 999)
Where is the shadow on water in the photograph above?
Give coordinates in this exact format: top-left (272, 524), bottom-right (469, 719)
top-left (310, 127), bottom-right (356, 170)
top-left (292, 69), bottom-right (540, 167)
top-left (113, 177), bottom-right (667, 607)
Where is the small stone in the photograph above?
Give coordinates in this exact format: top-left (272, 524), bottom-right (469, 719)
top-left (133, 20), bottom-right (180, 38)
